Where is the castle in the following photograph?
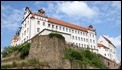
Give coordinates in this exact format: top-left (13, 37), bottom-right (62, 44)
top-left (11, 7), bottom-right (118, 64)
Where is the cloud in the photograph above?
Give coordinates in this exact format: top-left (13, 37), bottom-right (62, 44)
top-left (1, 5), bottom-right (23, 31)
top-left (112, 1), bottom-right (121, 9)
top-left (58, 1), bottom-right (97, 18)
top-left (103, 35), bottom-right (121, 47)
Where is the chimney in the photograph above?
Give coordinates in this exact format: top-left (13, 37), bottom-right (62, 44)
top-left (37, 9), bottom-right (45, 16)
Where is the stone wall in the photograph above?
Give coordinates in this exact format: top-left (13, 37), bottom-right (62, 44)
top-left (28, 35), bottom-right (68, 69)
top-left (99, 55), bottom-right (119, 69)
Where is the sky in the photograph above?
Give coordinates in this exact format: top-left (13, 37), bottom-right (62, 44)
top-left (1, 1), bottom-right (121, 63)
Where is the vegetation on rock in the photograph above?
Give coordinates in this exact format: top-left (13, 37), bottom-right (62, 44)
top-left (1, 42), bottom-right (30, 59)
top-left (48, 33), bottom-right (65, 41)
top-left (64, 47), bottom-right (105, 69)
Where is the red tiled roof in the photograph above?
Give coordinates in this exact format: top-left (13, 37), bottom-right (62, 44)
top-left (48, 17), bottom-right (88, 32)
top-left (30, 12), bottom-right (96, 32)
top-left (102, 36), bottom-right (116, 48)
top-left (97, 43), bottom-right (109, 49)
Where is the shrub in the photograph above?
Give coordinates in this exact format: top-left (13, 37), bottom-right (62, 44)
top-left (19, 61), bottom-right (26, 67)
top-left (64, 47), bottom-right (105, 69)
top-left (20, 42), bottom-right (30, 59)
top-left (48, 33), bottom-right (65, 41)
top-left (1, 64), bottom-right (13, 69)
top-left (28, 57), bottom-right (39, 65)
top-left (1, 46), bottom-right (11, 58)
top-left (65, 47), bottom-right (83, 61)
top-left (12, 61), bottom-right (17, 67)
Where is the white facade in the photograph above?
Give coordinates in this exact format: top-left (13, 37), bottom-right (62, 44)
top-left (98, 36), bottom-right (117, 62)
top-left (11, 7), bottom-right (98, 53)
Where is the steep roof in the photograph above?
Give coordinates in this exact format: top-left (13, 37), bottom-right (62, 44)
top-left (102, 36), bottom-right (116, 48)
top-left (97, 43), bottom-right (109, 49)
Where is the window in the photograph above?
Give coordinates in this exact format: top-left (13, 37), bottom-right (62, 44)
top-left (84, 38), bottom-right (85, 42)
top-left (69, 29), bottom-right (71, 32)
top-left (93, 40), bottom-right (95, 43)
top-left (37, 21), bottom-right (40, 25)
top-left (81, 32), bottom-right (82, 35)
top-left (25, 24), bottom-right (26, 28)
top-left (63, 27), bottom-right (65, 31)
top-left (86, 39), bottom-right (88, 42)
top-left (84, 44), bottom-right (86, 47)
top-left (37, 28), bottom-right (40, 32)
top-left (72, 36), bottom-right (74, 39)
top-left (43, 22), bottom-right (45, 26)
top-left (59, 26), bottom-right (61, 30)
top-left (75, 30), bottom-right (77, 34)
top-left (72, 30), bottom-right (74, 33)
top-left (94, 46), bottom-right (95, 49)
top-left (76, 36), bottom-right (77, 40)
top-left (66, 28), bottom-right (68, 32)
top-left (104, 54), bottom-right (106, 56)
top-left (79, 43), bottom-right (80, 47)
top-left (52, 25), bottom-right (54, 29)
top-left (78, 31), bottom-right (79, 34)
top-left (48, 24), bottom-right (50, 27)
top-left (91, 45), bottom-right (92, 48)
top-left (81, 37), bottom-right (83, 41)
top-left (24, 30), bottom-right (26, 35)
top-left (90, 39), bottom-right (92, 43)
top-left (83, 32), bottom-right (85, 36)
top-left (93, 34), bottom-right (94, 37)
top-left (78, 37), bottom-right (80, 40)
top-left (82, 44), bottom-right (83, 47)
top-left (56, 25), bottom-right (58, 29)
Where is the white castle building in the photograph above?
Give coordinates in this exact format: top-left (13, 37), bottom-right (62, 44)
top-left (97, 36), bottom-right (118, 63)
top-left (11, 7), bottom-right (118, 63)
top-left (11, 7), bottom-right (98, 53)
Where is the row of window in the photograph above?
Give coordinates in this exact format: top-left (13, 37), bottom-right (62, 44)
top-left (104, 53), bottom-right (111, 57)
top-left (36, 17), bottom-right (47, 21)
top-left (22, 36), bottom-right (28, 43)
top-left (36, 27), bottom-right (95, 43)
top-left (72, 36), bottom-right (95, 43)
top-left (22, 28), bottom-right (29, 37)
top-left (74, 43), bottom-right (96, 49)
top-left (37, 21), bottom-right (95, 37)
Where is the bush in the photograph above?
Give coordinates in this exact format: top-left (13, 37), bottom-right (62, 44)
top-left (28, 57), bottom-right (39, 65)
top-left (19, 61), bottom-right (26, 67)
top-left (1, 45), bottom-right (21, 58)
top-left (1, 64), bottom-right (13, 69)
top-left (64, 47), bottom-right (105, 69)
top-left (20, 42), bottom-right (30, 59)
top-left (12, 61), bottom-right (17, 67)
top-left (48, 33), bottom-right (65, 41)
top-left (65, 48), bottom-right (83, 61)
top-left (1, 47), bottom-right (11, 58)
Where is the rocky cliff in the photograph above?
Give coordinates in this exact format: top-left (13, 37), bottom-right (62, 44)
top-left (28, 35), bottom-right (71, 69)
